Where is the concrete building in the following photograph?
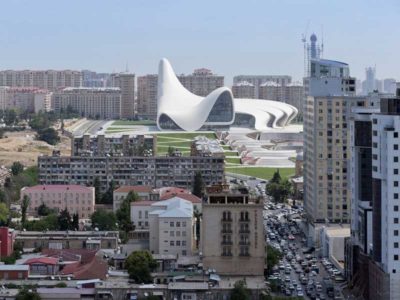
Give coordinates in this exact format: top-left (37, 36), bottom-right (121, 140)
top-left (81, 70), bottom-right (111, 88)
top-left (232, 81), bottom-right (255, 99)
top-left (321, 226), bottom-right (350, 272)
top-left (259, 81), bottom-right (282, 101)
top-left (71, 134), bottom-right (155, 157)
top-left (233, 75), bottom-right (291, 98)
top-left (149, 198), bottom-right (195, 256)
top-left (110, 73), bottom-right (135, 119)
top-left (177, 68), bottom-right (224, 97)
top-left (38, 153), bottom-right (225, 193)
top-left (0, 227), bottom-right (14, 258)
top-left (14, 230), bottom-right (119, 251)
top-left (51, 87), bottom-right (121, 119)
top-left (0, 70), bottom-right (82, 90)
top-left (137, 74), bottom-right (158, 120)
top-left (201, 184), bottom-right (265, 276)
top-left (113, 185), bottom-right (157, 212)
top-left (0, 265), bottom-right (29, 280)
top-left (0, 87), bottom-right (50, 113)
top-left (20, 185), bottom-right (95, 219)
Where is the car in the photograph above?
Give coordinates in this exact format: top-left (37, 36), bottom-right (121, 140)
top-left (289, 284), bottom-right (295, 291)
top-left (297, 291), bottom-right (304, 297)
top-left (297, 286), bottom-right (302, 291)
top-left (285, 289), bottom-right (292, 296)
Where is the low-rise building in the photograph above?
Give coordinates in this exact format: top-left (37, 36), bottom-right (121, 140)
top-left (20, 185), bottom-right (95, 219)
top-left (0, 227), bottom-right (14, 258)
top-left (149, 198), bottom-right (195, 256)
top-left (14, 231), bottom-right (119, 251)
top-left (191, 136), bottom-right (224, 157)
top-left (113, 185), bottom-right (157, 212)
top-left (0, 265), bottom-right (29, 280)
top-left (71, 134), bottom-right (155, 157)
top-left (24, 257), bottom-right (59, 275)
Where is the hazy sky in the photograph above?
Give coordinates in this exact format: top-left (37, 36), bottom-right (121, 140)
top-left (0, 0), bottom-right (399, 84)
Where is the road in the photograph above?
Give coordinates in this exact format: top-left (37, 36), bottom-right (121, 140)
top-left (264, 202), bottom-right (345, 299)
top-left (72, 120), bottom-right (109, 136)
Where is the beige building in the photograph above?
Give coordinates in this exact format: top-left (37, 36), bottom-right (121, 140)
top-left (20, 185), bottom-right (95, 219)
top-left (51, 87), bottom-right (121, 119)
top-left (110, 73), bottom-right (135, 119)
top-left (113, 185), bottom-right (157, 212)
top-left (201, 184), bottom-right (265, 276)
top-left (148, 198), bottom-right (195, 256)
top-left (303, 95), bottom-right (374, 226)
top-left (178, 68), bottom-right (224, 97)
top-left (232, 81), bottom-right (255, 99)
top-left (0, 70), bottom-right (82, 90)
top-left (0, 87), bottom-right (50, 113)
top-left (137, 74), bottom-right (158, 120)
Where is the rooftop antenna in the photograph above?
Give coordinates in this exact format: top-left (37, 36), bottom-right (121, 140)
top-left (301, 20), bottom-right (310, 77)
top-left (125, 61), bottom-right (129, 73)
top-left (320, 25), bottom-right (324, 58)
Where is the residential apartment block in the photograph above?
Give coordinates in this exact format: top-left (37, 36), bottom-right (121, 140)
top-left (38, 153), bottom-right (224, 193)
top-left (137, 74), bottom-right (158, 120)
top-left (233, 75), bottom-right (292, 98)
top-left (231, 81), bottom-right (255, 99)
top-left (0, 70), bottom-right (82, 90)
top-left (149, 198), bottom-right (195, 256)
top-left (110, 73), bottom-right (135, 119)
top-left (71, 134), bottom-right (155, 157)
top-left (201, 184), bottom-right (265, 276)
top-left (51, 87), bottom-right (121, 119)
top-left (178, 68), bottom-right (224, 97)
top-left (20, 185), bottom-right (95, 219)
top-left (0, 87), bottom-right (50, 113)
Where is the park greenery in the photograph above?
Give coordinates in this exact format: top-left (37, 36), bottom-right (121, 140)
top-left (91, 209), bottom-right (118, 231)
top-left (230, 280), bottom-right (251, 300)
top-left (116, 191), bottom-right (139, 235)
top-left (265, 170), bottom-right (292, 203)
top-left (125, 250), bottom-right (158, 283)
top-left (266, 245), bottom-right (283, 275)
top-left (192, 172), bottom-right (204, 198)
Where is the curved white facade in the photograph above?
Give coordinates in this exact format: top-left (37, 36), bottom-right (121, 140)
top-left (157, 58), bottom-right (298, 131)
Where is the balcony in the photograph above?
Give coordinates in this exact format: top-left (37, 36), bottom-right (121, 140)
top-left (239, 218), bottom-right (250, 223)
top-left (221, 229), bottom-right (233, 234)
top-left (221, 217), bottom-right (232, 222)
top-left (239, 253), bottom-right (250, 257)
top-left (239, 241), bottom-right (250, 246)
top-left (221, 240), bottom-right (233, 245)
top-left (221, 253), bottom-right (233, 257)
top-left (239, 229), bottom-right (250, 234)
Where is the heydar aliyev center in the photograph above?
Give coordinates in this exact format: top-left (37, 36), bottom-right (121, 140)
top-left (157, 58), bottom-right (298, 131)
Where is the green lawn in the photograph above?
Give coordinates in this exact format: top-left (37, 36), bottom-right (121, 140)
top-left (112, 120), bottom-right (156, 126)
top-left (155, 132), bottom-right (216, 140)
top-left (225, 167), bottom-right (295, 180)
top-left (225, 157), bottom-right (241, 164)
top-left (224, 151), bottom-right (238, 156)
top-left (222, 145), bottom-right (231, 150)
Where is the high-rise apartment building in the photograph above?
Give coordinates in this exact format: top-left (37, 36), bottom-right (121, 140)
top-left (231, 81), bottom-right (255, 99)
top-left (177, 68), bottom-right (224, 97)
top-left (51, 87), bottom-right (121, 119)
top-left (82, 70), bottom-right (111, 88)
top-left (110, 73), bottom-right (135, 119)
top-left (201, 184), bottom-right (265, 276)
top-left (137, 74), bottom-right (158, 120)
top-left (384, 79), bottom-right (397, 94)
top-left (0, 70), bottom-right (82, 90)
top-left (259, 81), bottom-right (282, 100)
top-left (233, 75), bottom-right (291, 98)
top-left (0, 87), bottom-right (50, 113)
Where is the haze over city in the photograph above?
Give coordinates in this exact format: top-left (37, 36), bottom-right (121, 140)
top-left (0, 0), bottom-right (399, 82)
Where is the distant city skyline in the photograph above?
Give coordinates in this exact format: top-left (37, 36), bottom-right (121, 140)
top-left (0, 0), bottom-right (399, 84)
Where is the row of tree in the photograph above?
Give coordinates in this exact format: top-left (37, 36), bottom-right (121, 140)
top-left (265, 170), bottom-right (292, 203)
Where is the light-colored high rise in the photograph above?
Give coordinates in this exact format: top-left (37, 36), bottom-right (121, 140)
top-left (233, 75), bottom-right (291, 98)
top-left (110, 73), bottom-right (135, 119)
top-left (231, 81), bottom-right (255, 99)
top-left (0, 87), bottom-right (50, 113)
top-left (0, 70), bottom-right (82, 90)
top-left (177, 68), bottom-right (224, 97)
top-left (201, 184), bottom-right (265, 276)
top-left (51, 87), bottom-right (121, 119)
top-left (137, 74), bottom-right (158, 120)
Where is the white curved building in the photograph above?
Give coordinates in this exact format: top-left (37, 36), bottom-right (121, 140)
top-left (157, 58), bottom-right (297, 131)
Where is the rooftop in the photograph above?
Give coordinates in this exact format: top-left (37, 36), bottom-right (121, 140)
top-left (0, 265), bottom-right (29, 271)
top-left (150, 197), bottom-right (193, 218)
top-left (115, 185), bottom-right (153, 193)
top-left (21, 184), bottom-right (94, 193)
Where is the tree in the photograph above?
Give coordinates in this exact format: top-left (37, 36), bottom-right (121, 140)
top-left (58, 208), bottom-right (73, 231)
top-left (21, 195), bottom-right (30, 227)
top-left (125, 250), bottom-right (157, 283)
top-left (230, 280), bottom-right (251, 300)
top-left (0, 190), bottom-right (6, 203)
top-left (93, 177), bottom-right (102, 203)
top-left (37, 128), bottom-right (60, 145)
top-left (167, 146), bottom-right (175, 156)
top-left (4, 109), bottom-right (17, 126)
top-left (266, 245), bottom-right (283, 275)
top-left (37, 203), bottom-right (52, 216)
top-left (270, 169), bottom-right (282, 184)
top-left (192, 172), bottom-right (204, 198)
top-left (0, 203), bottom-right (9, 225)
top-left (16, 288), bottom-right (41, 300)
top-left (91, 209), bottom-right (117, 230)
top-left (116, 191), bottom-right (139, 234)
top-left (11, 162), bottom-right (24, 176)
top-left (101, 180), bottom-right (116, 204)
top-left (72, 213), bottom-right (79, 230)
top-left (266, 170), bottom-right (292, 203)
top-left (25, 213), bottom-right (58, 231)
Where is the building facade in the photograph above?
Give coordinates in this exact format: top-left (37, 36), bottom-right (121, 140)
top-left (149, 198), bottom-right (195, 256)
top-left (38, 153), bottom-right (225, 193)
top-left (137, 74), bottom-right (158, 120)
top-left (233, 75), bottom-right (291, 98)
top-left (51, 87), bottom-right (121, 119)
top-left (0, 87), bottom-right (50, 113)
top-left (20, 185), bottom-right (95, 219)
top-left (0, 70), bottom-right (82, 90)
top-left (201, 185), bottom-right (265, 276)
top-left (71, 134), bottom-right (155, 157)
top-left (113, 185), bottom-right (157, 212)
top-left (178, 68), bottom-right (224, 97)
top-left (110, 73), bottom-right (135, 119)
top-left (232, 81), bottom-right (255, 99)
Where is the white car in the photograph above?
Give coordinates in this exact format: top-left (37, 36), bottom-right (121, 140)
top-left (297, 291), bottom-right (304, 297)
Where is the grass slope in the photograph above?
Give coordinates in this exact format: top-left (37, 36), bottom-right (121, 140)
top-left (225, 167), bottom-right (295, 180)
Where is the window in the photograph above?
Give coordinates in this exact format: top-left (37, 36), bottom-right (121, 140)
top-left (395, 145), bottom-right (399, 150)
top-left (395, 230), bottom-right (399, 236)
top-left (170, 241), bottom-right (174, 246)
top-left (395, 181), bottom-right (399, 187)
top-left (395, 169), bottom-right (399, 175)
top-left (395, 206), bottom-right (399, 212)
top-left (182, 221), bottom-right (187, 227)
top-left (395, 218), bottom-right (399, 224)
top-left (395, 255), bottom-right (399, 261)
top-left (170, 222), bottom-right (174, 227)
top-left (395, 157), bottom-right (399, 163)
top-left (182, 231), bottom-right (186, 237)
top-left (176, 241), bottom-right (181, 246)
top-left (176, 222), bottom-right (181, 227)
top-left (395, 193), bottom-right (399, 199)
top-left (395, 132), bottom-right (399, 138)
top-left (395, 242), bottom-right (399, 248)
top-left (182, 241), bottom-right (186, 246)
top-left (170, 231), bottom-right (174, 237)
